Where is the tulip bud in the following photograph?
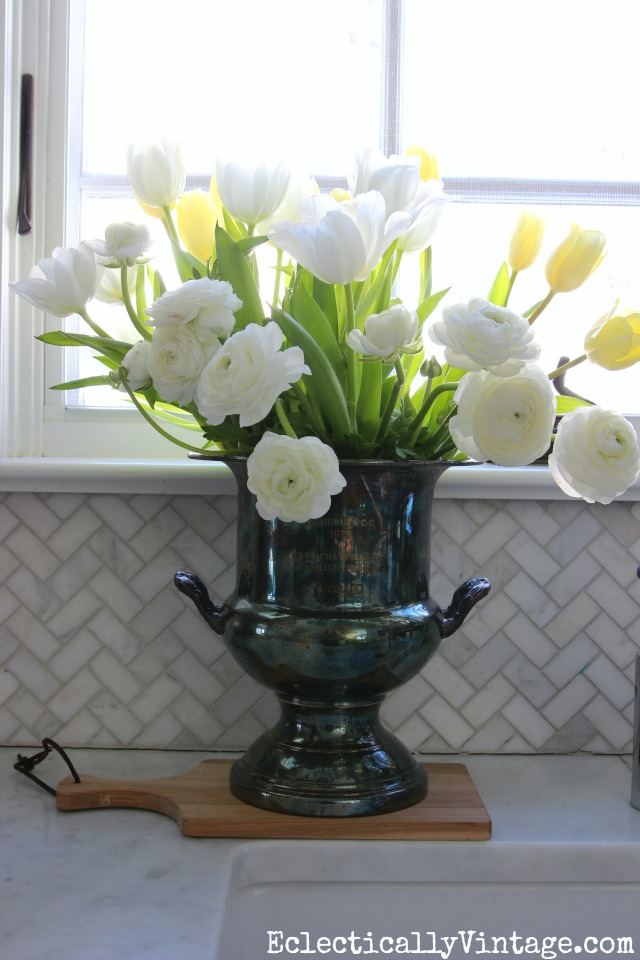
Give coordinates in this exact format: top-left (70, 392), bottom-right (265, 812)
top-left (177, 189), bottom-right (219, 263)
top-left (126, 138), bottom-right (186, 209)
top-left (420, 356), bottom-right (443, 379)
top-left (330, 188), bottom-right (351, 203)
top-left (545, 224), bottom-right (606, 293)
top-left (508, 210), bottom-right (544, 272)
top-left (585, 301), bottom-right (640, 370)
top-left (406, 146), bottom-right (439, 182)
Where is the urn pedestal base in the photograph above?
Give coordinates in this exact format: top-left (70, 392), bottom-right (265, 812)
top-left (228, 695), bottom-right (427, 817)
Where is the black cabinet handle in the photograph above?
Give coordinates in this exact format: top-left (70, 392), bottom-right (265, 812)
top-left (18, 73), bottom-right (33, 235)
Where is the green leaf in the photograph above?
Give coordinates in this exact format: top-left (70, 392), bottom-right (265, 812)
top-left (311, 276), bottom-right (338, 335)
top-left (290, 284), bottom-right (346, 388)
top-left (170, 240), bottom-right (208, 282)
top-left (37, 331), bottom-right (131, 364)
top-left (50, 375), bottom-right (113, 391)
top-left (273, 307), bottom-right (351, 440)
top-left (487, 262), bottom-right (511, 307)
top-left (237, 235), bottom-right (269, 256)
top-left (355, 248), bottom-right (395, 325)
top-left (356, 358), bottom-right (382, 442)
top-left (214, 225), bottom-right (264, 330)
top-left (152, 268), bottom-right (166, 299)
top-left (555, 395), bottom-right (592, 414)
top-left (416, 287), bottom-right (450, 327)
top-left (221, 209), bottom-right (246, 241)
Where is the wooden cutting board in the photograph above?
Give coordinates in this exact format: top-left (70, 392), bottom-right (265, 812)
top-left (55, 760), bottom-right (491, 840)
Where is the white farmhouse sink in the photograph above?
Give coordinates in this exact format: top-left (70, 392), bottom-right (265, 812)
top-left (213, 839), bottom-right (640, 960)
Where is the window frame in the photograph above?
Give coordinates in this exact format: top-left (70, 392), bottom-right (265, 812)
top-left (1, 0), bottom-right (639, 501)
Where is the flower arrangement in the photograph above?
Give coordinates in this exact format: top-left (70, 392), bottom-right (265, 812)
top-left (11, 139), bottom-right (640, 521)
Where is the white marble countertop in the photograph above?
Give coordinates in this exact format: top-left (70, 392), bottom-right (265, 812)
top-left (2, 748), bottom-right (640, 960)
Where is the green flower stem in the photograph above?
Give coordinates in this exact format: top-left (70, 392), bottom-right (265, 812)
top-left (408, 381), bottom-right (459, 448)
top-left (505, 269), bottom-right (518, 306)
top-left (292, 383), bottom-right (330, 443)
top-left (275, 399), bottom-right (298, 439)
top-left (425, 408), bottom-right (456, 458)
top-left (391, 248), bottom-right (404, 285)
top-left (119, 373), bottom-right (211, 455)
top-left (548, 353), bottom-right (587, 381)
top-left (527, 289), bottom-right (555, 325)
top-left (376, 359), bottom-right (405, 441)
top-left (420, 246), bottom-right (432, 302)
top-left (345, 283), bottom-right (358, 430)
top-left (272, 248), bottom-right (284, 309)
top-left (78, 308), bottom-right (110, 339)
top-left (121, 267), bottom-right (152, 341)
top-left (162, 206), bottom-right (181, 245)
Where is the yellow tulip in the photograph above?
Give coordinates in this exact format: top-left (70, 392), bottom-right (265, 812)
top-left (176, 189), bottom-right (219, 263)
top-left (508, 210), bottom-right (544, 272)
top-left (406, 146), bottom-right (439, 181)
top-left (545, 224), bottom-right (606, 293)
top-left (585, 301), bottom-right (640, 370)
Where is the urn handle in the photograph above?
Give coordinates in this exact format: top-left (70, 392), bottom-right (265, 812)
top-left (174, 570), bottom-right (230, 636)
top-left (438, 577), bottom-right (491, 639)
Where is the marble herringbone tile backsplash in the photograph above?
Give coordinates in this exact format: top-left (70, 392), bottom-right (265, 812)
top-left (1, 490), bottom-right (640, 753)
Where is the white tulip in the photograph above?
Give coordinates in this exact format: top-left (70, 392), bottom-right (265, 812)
top-left (247, 432), bottom-right (347, 523)
top-left (10, 241), bottom-right (101, 317)
top-left (350, 146), bottom-right (421, 214)
top-left (215, 157), bottom-right (291, 228)
top-left (269, 191), bottom-right (411, 285)
top-left (147, 326), bottom-right (217, 406)
top-left (196, 321), bottom-right (309, 428)
top-left (549, 406), bottom-right (640, 504)
top-left (126, 137), bottom-right (186, 208)
top-left (86, 222), bottom-right (151, 266)
top-left (429, 297), bottom-right (541, 377)
top-left (396, 178), bottom-right (452, 253)
top-left (347, 305), bottom-right (419, 359)
top-left (450, 365), bottom-right (556, 466)
top-left (94, 265), bottom-right (138, 306)
top-left (145, 278), bottom-right (242, 342)
top-left (255, 173), bottom-right (319, 234)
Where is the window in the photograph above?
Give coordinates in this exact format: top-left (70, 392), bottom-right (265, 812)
top-left (2, 0), bottom-right (640, 464)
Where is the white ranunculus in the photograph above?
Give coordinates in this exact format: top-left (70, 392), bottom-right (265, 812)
top-left (396, 178), bottom-right (452, 253)
top-left (147, 327), bottom-right (217, 406)
top-left (549, 406), bottom-right (640, 504)
top-left (86, 222), bottom-right (151, 266)
top-left (429, 297), bottom-right (541, 376)
top-left (145, 278), bottom-right (242, 342)
top-left (216, 157), bottom-right (291, 228)
top-left (269, 191), bottom-right (411, 285)
top-left (450, 365), bottom-right (556, 466)
top-left (126, 137), bottom-right (186, 208)
top-left (347, 305), bottom-right (419, 359)
top-left (247, 432), bottom-right (347, 522)
top-left (350, 147), bottom-right (421, 214)
top-left (196, 321), bottom-right (309, 427)
top-left (10, 241), bottom-right (101, 317)
top-left (121, 340), bottom-right (152, 392)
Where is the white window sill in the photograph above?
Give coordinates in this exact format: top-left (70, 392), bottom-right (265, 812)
top-left (2, 456), bottom-right (639, 501)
